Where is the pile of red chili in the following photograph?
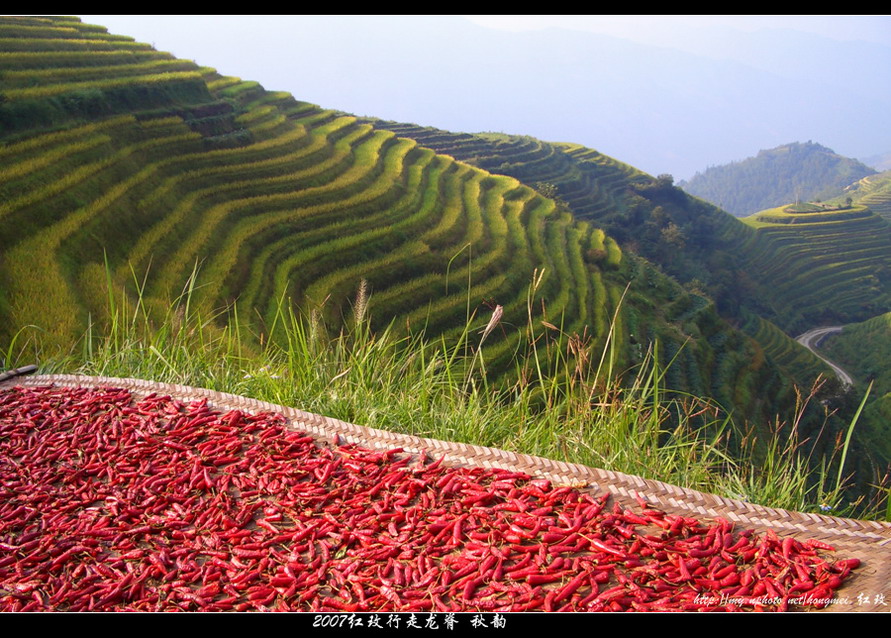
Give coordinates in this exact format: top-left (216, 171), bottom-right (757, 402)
top-left (0, 385), bottom-right (860, 611)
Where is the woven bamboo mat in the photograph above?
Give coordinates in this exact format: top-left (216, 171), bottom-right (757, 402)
top-left (2, 373), bottom-right (889, 612)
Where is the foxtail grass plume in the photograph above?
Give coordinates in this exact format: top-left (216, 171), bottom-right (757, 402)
top-left (479, 304), bottom-right (503, 347)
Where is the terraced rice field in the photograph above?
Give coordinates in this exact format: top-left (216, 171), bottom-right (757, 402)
top-left (739, 206), bottom-right (891, 330)
top-left (2, 16), bottom-right (870, 428)
top-left (370, 123), bottom-right (647, 226)
top-left (367, 123), bottom-right (839, 415)
top-left (385, 121), bottom-right (891, 348)
top-left (0, 17), bottom-right (629, 372)
top-left (839, 171), bottom-right (891, 222)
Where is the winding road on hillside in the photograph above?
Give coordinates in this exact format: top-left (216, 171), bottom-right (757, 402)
top-left (795, 326), bottom-right (854, 387)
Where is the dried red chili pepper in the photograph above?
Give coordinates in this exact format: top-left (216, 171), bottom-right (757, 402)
top-left (0, 385), bottom-right (862, 612)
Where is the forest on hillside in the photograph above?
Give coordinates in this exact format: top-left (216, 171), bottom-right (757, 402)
top-left (680, 142), bottom-right (876, 216)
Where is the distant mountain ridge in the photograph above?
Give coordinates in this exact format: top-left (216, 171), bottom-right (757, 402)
top-left (861, 151), bottom-right (891, 172)
top-left (679, 142), bottom-right (876, 217)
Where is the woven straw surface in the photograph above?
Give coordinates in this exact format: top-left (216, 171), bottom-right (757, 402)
top-left (2, 373), bottom-right (889, 612)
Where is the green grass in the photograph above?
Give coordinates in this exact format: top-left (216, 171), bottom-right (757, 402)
top-left (5, 273), bottom-right (883, 521)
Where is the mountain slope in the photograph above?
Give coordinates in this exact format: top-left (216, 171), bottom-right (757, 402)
top-left (822, 312), bottom-right (891, 461)
top-left (679, 142), bottom-right (876, 217)
top-left (371, 123), bottom-right (888, 430)
top-left (366, 121), bottom-right (891, 482)
top-left (0, 16), bottom-right (818, 434)
top-left (739, 205), bottom-right (891, 329)
top-left (835, 170), bottom-right (891, 222)
top-left (369, 121), bottom-right (891, 338)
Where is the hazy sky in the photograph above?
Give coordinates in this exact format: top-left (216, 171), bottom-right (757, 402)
top-left (465, 15), bottom-right (891, 45)
top-left (84, 15), bottom-right (891, 51)
top-left (81, 15), bottom-right (891, 63)
top-left (79, 15), bottom-right (891, 177)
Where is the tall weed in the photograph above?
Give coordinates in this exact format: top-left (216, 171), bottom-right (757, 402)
top-left (6, 267), bottom-right (884, 519)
